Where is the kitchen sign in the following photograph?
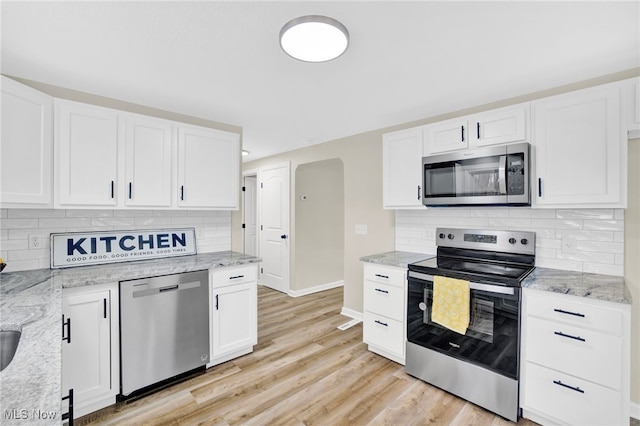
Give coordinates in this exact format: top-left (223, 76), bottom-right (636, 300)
top-left (50, 228), bottom-right (197, 268)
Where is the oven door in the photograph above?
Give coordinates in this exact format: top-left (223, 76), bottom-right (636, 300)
top-left (407, 271), bottom-right (521, 379)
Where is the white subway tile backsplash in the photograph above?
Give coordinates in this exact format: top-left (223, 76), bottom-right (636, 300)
top-left (0, 209), bottom-right (232, 272)
top-left (1, 219), bottom-right (39, 229)
top-left (7, 209), bottom-right (65, 218)
top-left (555, 209), bottom-right (614, 220)
top-left (396, 207), bottom-right (625, 276)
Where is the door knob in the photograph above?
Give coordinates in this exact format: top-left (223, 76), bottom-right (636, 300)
top-left (280, 234), bottom-right (288, 239)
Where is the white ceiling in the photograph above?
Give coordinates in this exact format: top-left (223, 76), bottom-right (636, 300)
top-left (2, 1), bottom-right (639, 162)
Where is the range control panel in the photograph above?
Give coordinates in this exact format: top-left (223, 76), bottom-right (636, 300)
top-left (436, 227), bottom-right (536, 255)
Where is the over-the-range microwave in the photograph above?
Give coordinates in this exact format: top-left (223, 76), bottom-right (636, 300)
top-left (422, 142), bottom-right (530, 207)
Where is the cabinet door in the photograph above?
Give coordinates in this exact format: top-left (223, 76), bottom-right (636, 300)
top-left (532, 84), bottom-right (625, 207)
top-left (382, 128), bottom-right (423, 208)
top-left (56, 100), bottom-right (119, 207)
top-left (471, 103), bottom-right (529, 147)
top-left (424, 117), bottom-right (468, 154)
top-left (0, 76), bottom-right (53, 207)
top-left (125, 114), bottom-right (173, 207)
top-left (177, 126), bottom-right (239, 208)
top-left (62, 290), bottom-right (112, 405)
top-left (211, 282), bottom-right (256, 357)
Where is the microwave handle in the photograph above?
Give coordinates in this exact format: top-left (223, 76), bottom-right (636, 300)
top-left (498, 155), bottom-right (507, 194)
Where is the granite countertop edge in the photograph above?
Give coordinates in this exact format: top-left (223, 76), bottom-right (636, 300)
top-left (0, 250), bottom-right (261, 425)
top-left (360, 250), bottom-right (435, 268)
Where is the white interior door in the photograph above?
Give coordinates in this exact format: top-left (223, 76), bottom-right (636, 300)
top-left (258, 163), bottom-right (290, 293)
top-left (243, 175), bottom-right (258, 256)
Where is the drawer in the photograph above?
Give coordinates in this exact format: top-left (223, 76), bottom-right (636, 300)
top-left (363, 311), bottom-right (404, 358)
top-left (210, 265), bottom-right (257, 288)
top-left (523, 362), bottom-right (622, 426)
top-left (363, 264), bottom-right (405, 287)
top-left (525, 316), bottom-right (622, 389)
top-left (525, 291), bottom-right (622, 335)
top-left (363, 280), bottom-right (405, 321)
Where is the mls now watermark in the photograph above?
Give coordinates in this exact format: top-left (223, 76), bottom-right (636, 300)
top-left (4, 408), bottom-right (58, 420)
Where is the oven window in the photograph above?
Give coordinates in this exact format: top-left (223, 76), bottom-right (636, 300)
top-left (423, 288), bottom-right (494, 343)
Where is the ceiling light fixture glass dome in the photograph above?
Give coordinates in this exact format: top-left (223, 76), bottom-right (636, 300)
top-left (279, 15), bottom-right (349, 63)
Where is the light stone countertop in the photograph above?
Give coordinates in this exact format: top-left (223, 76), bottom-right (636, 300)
top-left (521, 267), bottom-right (632, 305)
top-left (360, 251), bottom-right (435, 268)
top-left (0, 250), bottom-right (261, 425)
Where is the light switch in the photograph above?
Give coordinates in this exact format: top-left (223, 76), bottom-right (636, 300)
top-left (355, 224), bottom-right (368, 235)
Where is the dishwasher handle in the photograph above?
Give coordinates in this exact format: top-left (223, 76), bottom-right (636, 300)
top-left (131, 280), bottom-right (202, 298)
top-left (159, 285), bottom-right (179, 293)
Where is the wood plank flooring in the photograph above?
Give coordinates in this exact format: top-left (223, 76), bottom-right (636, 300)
top-left (77, 286), bottom-right (539, 426)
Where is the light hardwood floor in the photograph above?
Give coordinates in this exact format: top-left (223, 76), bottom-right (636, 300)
top-left (77, 285), bottom-right (539, 426)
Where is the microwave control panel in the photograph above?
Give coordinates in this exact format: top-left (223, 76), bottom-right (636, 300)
top-left (506, 154), bottom-right (525, 195)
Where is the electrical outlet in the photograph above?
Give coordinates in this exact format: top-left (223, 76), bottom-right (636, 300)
top-left (29, 235), bottom-right (41, 249)
top-left (561, 236), bottom-right (577, 253)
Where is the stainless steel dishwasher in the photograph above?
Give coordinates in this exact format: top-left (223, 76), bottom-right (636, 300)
top-left (120, 270), bottom-right (210, 396)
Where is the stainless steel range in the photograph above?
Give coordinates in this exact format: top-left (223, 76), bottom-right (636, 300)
top-left (406, 227), bottom-right (535, 422)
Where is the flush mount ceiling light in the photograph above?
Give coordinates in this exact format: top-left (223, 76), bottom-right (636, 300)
top-left (279, 15), bottom-right (349, 63)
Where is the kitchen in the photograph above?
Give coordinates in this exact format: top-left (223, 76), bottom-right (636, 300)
top-left (1, 1), bottom-right (639, 425)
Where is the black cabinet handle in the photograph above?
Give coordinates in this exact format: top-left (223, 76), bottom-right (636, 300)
top-left (281, 234), bottom-right (288, 239)
top-left (374, 274), bottom-right (389, 279)
top-left (180, 185), bottom-right (184, 201)
top-left (62, 315), bottom-right (71, 343)
top-left (215, 294), bottom-right (219, 310)
top-left (538, 178), bottom-right (542, 197)
top-left (554, 331), bottom-right (586, 342)
top-left (461, 125), bottom-right (465, 142)
top-left (477, 122), bottom-right (481, 139)
top-left (110, 181), bottom-right (115, 199)
top-left (229, 275), bottom-right (245, 280)
top-left (103, 298), bottom-right (107, 319)
top-left (417, 185), bottom-right (421, 200)
top-left (553, 380), bottom-right (584, 394)
top-left (128, 182), bottom-right (132, 199)
top-left (62, 388), bottom-right (74, 425)
top-left (554, 308), bottom-right (585, 318)
top-left (374, 288), bottom-right (389, 294)
top-left (374, 320), bottom-right (388, 327)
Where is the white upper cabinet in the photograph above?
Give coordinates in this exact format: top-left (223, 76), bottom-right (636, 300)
top-left (471, 103), bottom-right (529, 147)
top-left (424, 103), bottom-right (529, 154)
top-left (1, 76), bottom-right (53, 207)
top-left (55, 100), bottom-right (119, 207)
top-left (54, 99), bottom-right (240, 210)
top-left (178, 125), bottom-right (239, 209)
top-left (424, 117), bottom-right (468, 154)
top-left (382, 127), bottom-right (424, 209)
top-left (124, 114), bottom-right (173, 208)
top-left (532, 81), bottom-right (626, 208)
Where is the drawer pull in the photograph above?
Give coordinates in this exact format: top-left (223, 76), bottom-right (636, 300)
top-left (554, 331), bottom-right (586, 342)
top-left (553, 380), bottom-right (584, 394)
top-left (374, 320), bottom-right (388, 327)
top-left (553, 308), bottom-right (585, 318)
top-left (374, 274), bottom-right (389, 279)
top-left (229, 275), bottom-right (245, 280)
top-left (374, 288), bottom-right (389, 294)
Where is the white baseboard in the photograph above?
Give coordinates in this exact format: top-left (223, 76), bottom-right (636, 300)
top-left (340, 306), bottom-right (363, 321)
top-left (288, 280), bottom-right (344, 297)
top-left (631, 401), bottom-right (640, 420)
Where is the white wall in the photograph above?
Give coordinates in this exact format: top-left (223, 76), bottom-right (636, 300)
top-left (0, 209), bottom-right (231, 272)
top-left (396, 208), bottom-right (625, 276)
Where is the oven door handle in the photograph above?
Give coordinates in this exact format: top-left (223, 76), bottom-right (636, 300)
top-left (408, 271), bottom-right (515, 295)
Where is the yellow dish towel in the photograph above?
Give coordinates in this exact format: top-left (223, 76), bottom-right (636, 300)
top-left (431, 275), bottom-right (470, 335)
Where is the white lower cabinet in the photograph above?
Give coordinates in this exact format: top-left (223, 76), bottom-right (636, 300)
top-left (520, 289), bottom-right (631, 426)
top-left (61, 282), bottom-right (119, 419)
top-left (362, 263), bottom-right (407, 364)
top-left (208, 265), bottom-right (258, 366)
